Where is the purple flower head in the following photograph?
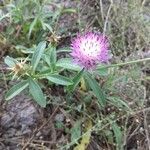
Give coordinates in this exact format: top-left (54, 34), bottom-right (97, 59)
top-left (70, 32), bottom-right (109, 69)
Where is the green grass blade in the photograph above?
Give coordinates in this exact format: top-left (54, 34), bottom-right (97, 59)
top-left (28, 17), bottom-right (37, 38)
top-left (111, 122), bottom-right (123, 150)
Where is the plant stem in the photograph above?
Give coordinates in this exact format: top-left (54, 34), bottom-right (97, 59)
top-left (97, 58), bottom-right (150, 70)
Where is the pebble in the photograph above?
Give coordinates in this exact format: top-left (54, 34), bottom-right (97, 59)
top-left (55, 113), bottom-right (65, 122)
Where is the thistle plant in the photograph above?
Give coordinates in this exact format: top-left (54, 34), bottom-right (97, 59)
top-left (4, 41), bottom-right (73, 107)
top-left (4, 32), bottom-right (110, 108)
top-left (2, 1), bottom-right (150, 149)
top-left (71, 32), bottom-right (109, 69)
top-left (5, 31), bottom-right (149, 108)
top-left (68, 32), bottom-right (110, 107)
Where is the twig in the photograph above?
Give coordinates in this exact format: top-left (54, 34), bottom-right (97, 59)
top-left (142, 0), bottom-right (146, 7)
top-left (99, 0), bottom-right (104, 21)
top-left (15, 25), bottom-right (22, 38)
top-left (103, 0), bottom-right (113, 35)
top-left (97, 57), bottom-right (150, 70)
top-left (127, 123), bottom-right (141, 142)
top-left (21, 106), bottom-right (59, 150)
top-left (0, 137), bottom-right (57, 144)
top-left (61, 106), bottom-right (150, 150)
top-left (0, 66), bottom-right (8, 90)
top-left (143, 110), bottom-right (150, 150)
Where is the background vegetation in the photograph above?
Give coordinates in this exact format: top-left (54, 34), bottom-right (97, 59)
top-left (0, 0), bottom-right (150, 149)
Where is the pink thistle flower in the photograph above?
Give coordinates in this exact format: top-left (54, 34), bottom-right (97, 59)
top-left (70, 32), bottom-right (109, 69)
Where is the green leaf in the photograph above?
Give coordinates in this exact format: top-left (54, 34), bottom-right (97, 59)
top-left (43, 46), bottom-right (56, 71)
top-left (96, 67), bottom-right (108, 76)
top-left (29, 78), bottom-right (46, 107)
top-left (42, 22), bottom-right (53, 32)
top-left (40, 20), bottom-right (46, 30)
top-left (108, 96), bottom-right (131, 109)
top-left (46, 74), bottom-right (73, 86)
top-left (56, 58), bottom-right (81, 71)
top-left (16, 45), bottom-right (35, 54)
top-left (43, 54), bottom-right (51, 66)
top-left (85, 73), bottom-right (106, 107)
top-left (62, 8), bottom-right (76, 14)
top-left (68, 69), bottom-right (84, 91)
top-left (74, 119), bottom-right (92, 150)
top-left (50, 47), bottom-right (56, 64)
top-left (28, 17), bottom-right (37, 38)
top-left (5, 80), bottom-right (29, 100)
top-left (70, 121), bottom-right (81, 143)
top-left (0, 13), bottom-right (10, 21)
top-left (56, 47), bottom-right (71, 53)
top-left (31, 41), bottom-right (46, 72)
top-left (50, 46), bottom-right (56, 71)
top-left (4, 56), bottom-right (18, 68)
top-left (111, 122), bottom-right (123, 150)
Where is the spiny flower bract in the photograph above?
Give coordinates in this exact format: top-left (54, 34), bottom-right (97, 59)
top-left (70, 32), bottom-right (109, 69)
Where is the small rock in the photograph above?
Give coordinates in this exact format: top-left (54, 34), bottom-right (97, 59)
top-left (55, 113), bottom-right (65, 122)
top-left (2, 93), bottom-right (42, 126)
top-left (0, 93), bottom-right (43, 137)
top-left (36, 131), bottom-right (42, 137)
top-left (1, 113), bottom-right (15, 128)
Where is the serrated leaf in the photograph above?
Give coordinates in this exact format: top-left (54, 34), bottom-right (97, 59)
top-left (85, 73), bottom-right (106, 107)
top-left (31, 41), bottom-right (46, 72)
top-left (46, 74), bottom-right (73, 86)
top-left (5, 80), bottom-right (29, 100)
top-left (29, 78), bottom-right (46, 107)
top-left (56, 58), bottom-right (81, 71)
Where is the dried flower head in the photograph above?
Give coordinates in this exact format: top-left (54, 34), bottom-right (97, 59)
top-left (9, 58), bottom-right (28, 79)
top-left (47, 33), bottom-right (61, 45)
top-left (70, 32), bottom-right (109, 69)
